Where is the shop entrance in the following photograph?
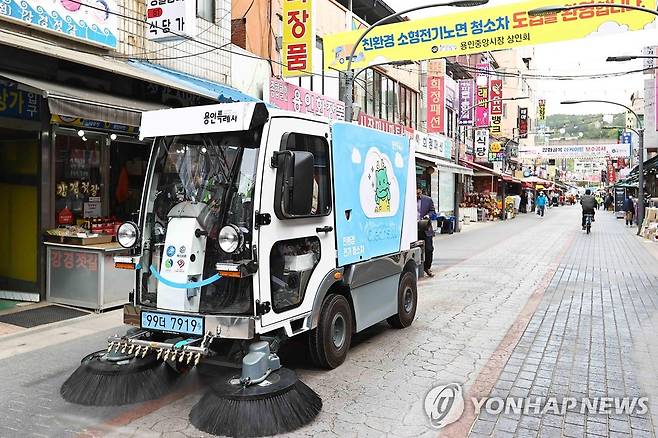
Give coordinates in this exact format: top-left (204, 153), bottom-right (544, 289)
top-left (0, 126), bottom-right (39, 296)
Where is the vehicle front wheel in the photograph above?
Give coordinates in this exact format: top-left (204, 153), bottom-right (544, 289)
top-left (387, 271), bottom-right (418, 329)
top-left (308, 294), bottom-right (353, 369)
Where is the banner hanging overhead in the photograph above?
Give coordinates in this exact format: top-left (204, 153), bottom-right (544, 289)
top-left (474, 129), bottom-right (489, 163)
top-left (283, 0), bottom-right (314, 77)
top-left (323, 0), bottom-right (656, 72)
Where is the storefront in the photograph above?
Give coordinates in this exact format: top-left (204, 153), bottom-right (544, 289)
top-left (0, 51), bottom-right (259, 306)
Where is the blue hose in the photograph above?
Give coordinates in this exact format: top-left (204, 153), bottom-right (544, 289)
top-left (149, 265), bottom-right (221, 289)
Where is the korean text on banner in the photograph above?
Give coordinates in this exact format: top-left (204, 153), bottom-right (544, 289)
top-left (283, 0), bottom-right (313, 77)
top-left (322, 0), bottom-right (656, 72)
top-left (518, 107), bottom-right (528, 138)
top-left (474, 129), bottom-right (489, 163)
top-left (490, 79), bottom-right (503, 135)
top-left (458, 79), bottom-right (474, 125)
top-left (267, 77), bottom-right (345, 120)
top-left (427, 76), bottom-right (445, 134)
top-left (489, 141), bottom-right (504, 162)
top-left (476, 63), bottom-right (490, 128)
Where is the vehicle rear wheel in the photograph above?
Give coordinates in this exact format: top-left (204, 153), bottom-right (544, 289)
top-left (387, 271), bottom-right (418, 329)
top-left (307, 294), bottom-right (353, 369)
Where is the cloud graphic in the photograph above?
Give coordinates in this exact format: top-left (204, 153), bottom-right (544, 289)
top-left (587, 21), bottom-right (630, 38)
top-left (351, 148), bottom-right (362, 164)
top-left (644, 21), bottom-right (657, 30)
top-left (395, 152), bottom-right (404, 168)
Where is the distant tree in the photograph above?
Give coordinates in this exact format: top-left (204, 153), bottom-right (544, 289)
top-left (545, 113), bottom-right (626, 141)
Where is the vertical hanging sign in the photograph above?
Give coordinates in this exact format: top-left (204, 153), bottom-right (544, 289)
top-left (427, 76), bottom-right (445, 134)
top-left (458, 79), bottom-right (474, 126)
top-left (283, 0), bottom-right (313, 77)
top-left (518, 107), bottom-right (528, 138)
top-left (489, 79), bottom-right (502, 136)
top-left (538, 99), bottom-right (546, 121)
top-left (474, 129), bottom-right (489, 163)
top-left (475, 62), bottom-right (490, 128)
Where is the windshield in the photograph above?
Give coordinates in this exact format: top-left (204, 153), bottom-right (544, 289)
top-left (151, 133), bottom-right (258, 230)
top-left (139, 131), bottom-right (260, 314)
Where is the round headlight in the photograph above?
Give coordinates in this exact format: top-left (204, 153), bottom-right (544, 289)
top-left (218, 224), bottom-right (242, 253)
top-left (117, 221), bottom-right (139, 248)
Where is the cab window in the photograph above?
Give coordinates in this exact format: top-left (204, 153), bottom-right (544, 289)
top-left (282, 133), bottom-right (332, 216)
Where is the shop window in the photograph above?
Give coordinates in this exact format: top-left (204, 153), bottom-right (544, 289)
top-left (280, 132), bottom-right (331, 216)
top-left (54, 132), bottom-right (103, 224)
top-left (270, 236), bottom-right (320, 312)
top-left (197, 0), bottom-right (215, 22)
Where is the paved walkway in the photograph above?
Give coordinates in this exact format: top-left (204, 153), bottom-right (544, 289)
top-left (468, 210), bottom-right (658, 438)
top-left (1, 206), bottom-right (657, 438)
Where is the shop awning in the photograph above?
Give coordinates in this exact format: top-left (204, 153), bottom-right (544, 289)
top-left (415, 152), bottom-right (473, 175)
top-left (128, 61), bottom-right (261, 104)
top-left (0, 70), bottom-right (164, 126)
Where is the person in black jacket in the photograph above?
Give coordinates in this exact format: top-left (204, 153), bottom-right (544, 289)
top-left (417, 189), bottom-right (436, 277)
top-left (623, 195), bottom-right (634, 226)
top-left (580, 189), bottom-right (597, 229)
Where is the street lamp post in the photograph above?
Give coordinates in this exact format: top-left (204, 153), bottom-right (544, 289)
top-left (562, 99), bottom-right (646, 234)
top-left (341, 0), bottom-right (489, 122)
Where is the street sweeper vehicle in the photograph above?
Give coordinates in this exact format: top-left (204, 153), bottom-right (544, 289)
top-left (61, 102), bottom-right (423, 437)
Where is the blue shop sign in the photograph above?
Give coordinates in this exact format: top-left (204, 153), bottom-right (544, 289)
top-left (0, 83), bottom-right (40, 121)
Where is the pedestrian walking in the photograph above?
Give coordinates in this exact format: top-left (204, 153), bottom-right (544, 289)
top-left (623, 195), bottom-right (634, 226)
top-left (417, 189), bottom-right (436, 277)
top-left (605, 192), bottom-right (613, 211)
top-left (536, 191), bottom-right (548, 217)
top-left (527, 191), bottom-right (534, 213)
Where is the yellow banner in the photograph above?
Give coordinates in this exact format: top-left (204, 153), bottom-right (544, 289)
top-left (323, 0), bottom-right (656, 72)
top-left (283, 0), bottom-right (313, 77)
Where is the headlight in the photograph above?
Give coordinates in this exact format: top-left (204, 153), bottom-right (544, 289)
top-left (117, 221), bottom-right (139, 248)
top-left (218, 224), bottom-right (243, 253)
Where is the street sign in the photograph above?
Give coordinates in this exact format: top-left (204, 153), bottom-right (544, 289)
top-left (323, 0), bottom-right (656, 72)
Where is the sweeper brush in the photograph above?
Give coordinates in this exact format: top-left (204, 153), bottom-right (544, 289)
top-left (189, 367), bottom-right (322, 437)
top-left (60, 350), bottom-right (179, 406)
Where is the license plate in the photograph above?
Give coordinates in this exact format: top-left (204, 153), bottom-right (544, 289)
top-left (141, 311), bottom-right (204, 336)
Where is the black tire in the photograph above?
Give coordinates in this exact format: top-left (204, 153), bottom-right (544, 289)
top-left (387, 271), bottom-right (418, 329)
top-left (586, 224), bottom-right (591, 234)
top-left (307, 294), bottom-right (353, 369)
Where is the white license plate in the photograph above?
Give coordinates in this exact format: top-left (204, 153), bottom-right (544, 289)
top-left (141, 311), bottom-right (204, 336)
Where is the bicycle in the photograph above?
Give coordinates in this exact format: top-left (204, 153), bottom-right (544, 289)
top-left (583, 214), bottom-right (594, 234)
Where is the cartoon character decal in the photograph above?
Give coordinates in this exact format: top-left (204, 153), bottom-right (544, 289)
top-left (374, 160), bottom-right (391, 213)
top-left (358, 147), bottom-right (403, 218)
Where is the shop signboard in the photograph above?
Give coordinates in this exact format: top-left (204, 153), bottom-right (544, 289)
top-left (283, 0), bottom-right (313, 77)
top-left (538, 99), bottom-right (546, 121)
top-left (518, 107), bottom-right (528, 138)
top-left (322, 0), bottom-right (656, 72)
top-left (357, 112), bottom-right (413, 137)
top-left (489, 79), bottom-right (503, 135)
top-left (519, 144), bottom-right (631, 159)
top-left (146, 0), bottom-right (197, 42)
top-left (412, 130), bottom-right (442, 157)
top-left (427, 76), bottom-right (445, 134)
top-left (488, 140), bottom-right (504, 162)
top-left (0, 82), bottom-right (40, 121)
top-left (475, 63), bottom-right (490, 128)
top-left (0, 0), bottom-right (118, 48)
top-left (51, 115), bottom-right (137, 132)
top-left (445, 76), bottom-right (457, 111)
top-left (266, 77), bottom-right (345, 120)
top-left (458, 79), bottom-right (474, 125)
top-left (607, 158), bottom-right (617, 185)
top-left (474, 129), bottom-right (489, 163)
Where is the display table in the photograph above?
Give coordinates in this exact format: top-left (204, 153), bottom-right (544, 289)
top-left (45, 241), bottom-right (133, 311)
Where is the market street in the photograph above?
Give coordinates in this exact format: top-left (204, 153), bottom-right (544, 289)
top-left (1, 205), bottom-right (657, 437)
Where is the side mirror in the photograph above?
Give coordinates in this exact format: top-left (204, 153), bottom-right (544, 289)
top-left (273, 150), bottom-right (314, 218)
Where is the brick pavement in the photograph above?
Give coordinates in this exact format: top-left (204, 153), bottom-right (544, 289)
top-left (3, 206), bottom-right (657, 438)
top-left (469, 209), bottom-right (658, 438)
top-left (104, 208), bottom-right (580, 437)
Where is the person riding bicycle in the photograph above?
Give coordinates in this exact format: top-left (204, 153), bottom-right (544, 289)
top-left (580, 189), bottom-right (597, 230)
